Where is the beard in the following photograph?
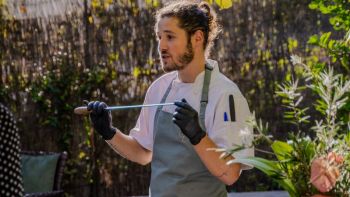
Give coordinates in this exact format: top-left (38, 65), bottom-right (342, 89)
top-left (161, 42), bottom-right (194, 72)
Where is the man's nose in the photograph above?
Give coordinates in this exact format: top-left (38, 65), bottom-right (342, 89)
top-left (158, 38), bottom-right (167, 52)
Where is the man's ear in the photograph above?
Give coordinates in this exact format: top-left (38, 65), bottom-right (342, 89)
top-left (192, 30), bottom-right (204, 48)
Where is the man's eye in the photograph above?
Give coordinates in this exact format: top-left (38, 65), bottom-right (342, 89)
top-left (167, 35), bottom-right (174, 40)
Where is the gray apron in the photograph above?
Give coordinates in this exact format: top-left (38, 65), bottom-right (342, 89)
top-left (150, 64), bottom-right (227, 197)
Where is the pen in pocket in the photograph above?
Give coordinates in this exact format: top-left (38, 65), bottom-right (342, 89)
top-left (224, 112), bottom-right (228, 122)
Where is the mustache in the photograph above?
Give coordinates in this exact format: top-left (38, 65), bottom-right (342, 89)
top-left (160, 50), bottom-right (170, 56)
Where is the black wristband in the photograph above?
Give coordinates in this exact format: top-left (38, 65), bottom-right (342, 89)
top-left (103, 127), bottom-right (116, 140)
top-left (189, 130), bottom-right (206, 145)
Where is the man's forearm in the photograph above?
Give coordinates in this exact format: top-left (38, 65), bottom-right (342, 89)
top-left (194, 135), bottom-right (241, 185)
top-left (105, 129), bottom-right (152, 165)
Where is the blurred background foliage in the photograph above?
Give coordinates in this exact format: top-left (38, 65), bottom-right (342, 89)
top-left (0, 0), bottom-right (348, 196)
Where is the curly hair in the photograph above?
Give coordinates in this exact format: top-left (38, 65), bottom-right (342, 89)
top-left (155, 0), bottom-right (221, 57)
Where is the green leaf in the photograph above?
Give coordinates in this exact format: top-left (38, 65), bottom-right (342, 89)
top-left (328, 39), bottom-right (335, 49)
top-left (133, 67), bottom-right (141, 78)
top-left (271, 141), bottom-right (294, 161)
top-left (288, 38), bottom-right (298, 51)
top-left (341, 56), bottom-right (350, 70)
top-left (320, 32), bottom-right (331, 46)
top-left (228, 157), bottom-right (280, 177)
top-left (229, 157), bottom-right (297, 196)
top-left (229, 146), bottom-right (246, 153)
top-left (215, 0), bottom-right (233, 9)
top-left (319, 4), bottom-right (332, 14)
top-left (329, 16), bottom-right (341, 26)
top-left (299, 138), bottom-right (316, 161)
top-left (284, 114), bottom-right (294, 119)
top-left (145, 0), bottom-right (159, 7)
top-left (308, 35), bottom-right (319, 45)
top-left (78, 151), bottom-right (86, 159)
top-left (345, 132), bottom-right (350, 146)
top-left (308, 2), bottom-right (318, 10)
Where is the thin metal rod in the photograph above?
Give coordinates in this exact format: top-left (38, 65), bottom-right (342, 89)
top-left (106, 102), bottom-right (175, 110)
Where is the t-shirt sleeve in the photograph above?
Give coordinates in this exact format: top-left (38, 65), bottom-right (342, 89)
top-left (129, 90), bottom-right (153, 151)
top-left (210, 92), bottom-right (254, 170)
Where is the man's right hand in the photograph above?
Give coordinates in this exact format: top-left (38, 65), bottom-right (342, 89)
top-left (87, 101), bottom-right (116, 140)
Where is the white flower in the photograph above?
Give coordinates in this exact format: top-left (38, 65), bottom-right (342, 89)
top-left (290, 55), bottom-right (302, 65)
top-left (303, 136), bottom-right (311, 141)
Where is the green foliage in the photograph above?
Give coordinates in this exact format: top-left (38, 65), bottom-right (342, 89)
top-left (306, 23), bottom-right (350, 125)
top-left (214, 0), bottom-right (233, 9)
top-left (309, 0), bottom-right (350, 31)
top-left (205, 0), bottom-right (241, 10)
top-left (229, 157), bottom-right (297, 196)
top-left (307, 0), bottom-right (350, 73)
top-left (225, 2), bottom-right (350, 190)
top-left (229, 65), bottom-right (349, 196)
top-left (26, 55), bottom-right (112, 190)
top-left (276, 79), bottom-right (310, 126)
top-left (307, 31), bottom-right (350, 72)
top-left (145, 0), bottom-right (159, 8)
top-left (28, 55), bottom-right (109, 149)
top-left (271, 141), bottom-right (293, 162)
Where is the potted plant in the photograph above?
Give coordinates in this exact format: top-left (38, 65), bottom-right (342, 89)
top-left (222, 53), bottom-right (349, 197)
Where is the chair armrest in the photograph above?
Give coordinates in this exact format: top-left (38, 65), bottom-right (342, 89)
top-left (24, 190), bottom-right (63, 197)
top-left (54, 151), bottom-right (67, 190)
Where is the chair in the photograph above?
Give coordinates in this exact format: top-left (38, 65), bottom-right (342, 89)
top-left (0, 103), bottom-right (24, 196)
top-left (21, 151), bottom-right (68, 197)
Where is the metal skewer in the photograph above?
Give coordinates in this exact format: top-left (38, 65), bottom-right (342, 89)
top-left (74, 102), bottom-right (175, 115)
top-left (106, 102), bottom-right (174, 110)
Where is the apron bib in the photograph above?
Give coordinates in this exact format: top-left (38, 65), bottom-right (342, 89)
top-left (150, 64), bottom-right (227, 197)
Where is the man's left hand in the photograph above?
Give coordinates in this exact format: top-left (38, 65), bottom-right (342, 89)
top-left (173, 98), bottom-right (206, 145)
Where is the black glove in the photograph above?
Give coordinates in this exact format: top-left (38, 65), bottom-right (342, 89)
top-left (87, 101), bottom-right (116, 140)
top-left (173, 98), bottom-right (206, 145)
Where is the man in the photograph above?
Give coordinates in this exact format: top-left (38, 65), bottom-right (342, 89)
top-left (88, 1), bottom-right (253, 196)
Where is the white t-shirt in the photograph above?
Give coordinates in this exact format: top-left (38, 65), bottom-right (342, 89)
top-left (130, 59), bottom-right (254, 169)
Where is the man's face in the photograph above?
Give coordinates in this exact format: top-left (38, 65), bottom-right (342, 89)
top-left (156, 17), bottom-right (194, 72)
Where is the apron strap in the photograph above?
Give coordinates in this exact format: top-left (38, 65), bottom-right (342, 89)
top-left (199, 63), bottom-right (213, 131)
top-left (153, 76), bottom-right (175, 140)
top-left (159, 78), bottom-right (175, 105)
